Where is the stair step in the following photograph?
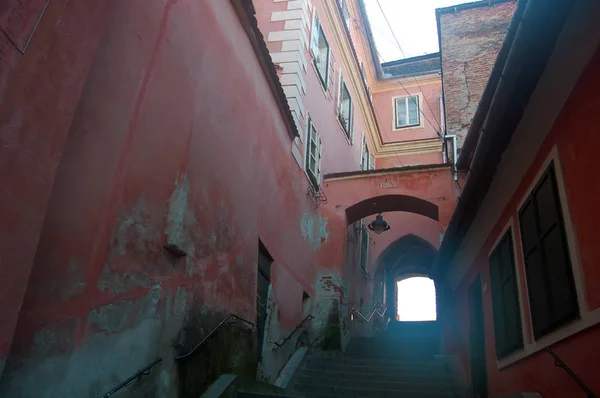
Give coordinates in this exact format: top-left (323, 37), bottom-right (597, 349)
top-left (294, 383), bottom-right (457, 397)
top-left (236, 392), bottom-right (302, 398)
top-left (295, 375), bottom-right (455, 392)
top-left (302, 363), bottom-right (449, 377)
top-left (305, 357), bottom-right (445, 369)
top-left (298, 368), bottom-right (452, 384)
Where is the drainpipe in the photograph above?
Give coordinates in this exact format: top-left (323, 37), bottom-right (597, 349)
top-left (432, 0), bottom-right (530, 279)
top-left (444, 134), bottom-right (458, 181)
top-left (440, 95), bottom-right (449, 164)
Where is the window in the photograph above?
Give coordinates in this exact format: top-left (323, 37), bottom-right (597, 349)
top-left (489, 229), bottom-right (523, 358)
top-left (395, 95), bottom-right (420, 129)
top-left (518, 162), bottom-right (578, 339)
top-left (305, 118), bottom-right (323, 188)
top-left (361, 135), bottom-right (375, 170)
top-left (360, 221), bottom-right (368, 273)
top-left (338, 80), bottom-right (353, 138)
top-left (310, 13), bottom-right (330, 88)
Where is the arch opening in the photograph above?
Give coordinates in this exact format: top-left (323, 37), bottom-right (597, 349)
top-left (345, 194), bottom-right (439, 225)
top-left (396, 276), bottom-right (437, 322)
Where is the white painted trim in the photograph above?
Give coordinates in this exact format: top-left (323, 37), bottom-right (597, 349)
top-left (497, 308), bottom-right (600, 369)
top-left (447, 0), bottom-right (600, 290)
top-left (391, 93), bottom-right (425, 131)
top-left (486, 217), bottom-right (529, 353)
top-left (515, 146), bottom-right (588, 315)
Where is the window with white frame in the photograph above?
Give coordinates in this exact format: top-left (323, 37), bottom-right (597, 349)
top-left (310, 13), bottom-right (330, 89)
top-left (518, 161), bottom-right (578, 339)
top-left (395, 95), bottom-right (420, 129)
top-left (361, 135), bottom-right (375, 170)
top-left (489, 228), bottom-right (523, 358)
top-left (338, 79), bottom-right (353, 139)
top-left (305, 117), bottom-right (323, 188)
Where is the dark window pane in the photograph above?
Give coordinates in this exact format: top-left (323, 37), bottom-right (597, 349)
top-left (525, 248), bottom-right (550, 337)
top-left (519, 201), bottom-right (538, 255)
top-left (535, 173), bottom-right (560, 236)
top-left (543, 227), bottom-right (578, 326)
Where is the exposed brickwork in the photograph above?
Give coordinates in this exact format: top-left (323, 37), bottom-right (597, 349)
top-left (439, 1), bottom-right (516, 150)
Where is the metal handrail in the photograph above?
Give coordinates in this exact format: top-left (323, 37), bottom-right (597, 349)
top-left (342, 307), bottom-right (387, 329)
top-left (174, 314), bottom-right (256, 362)
top-left (273, 314), bottom-right (314, 350)
top-left (545, 346), bottom-right (596, 398)
top-left (101, 357), bottom-right (162, 398)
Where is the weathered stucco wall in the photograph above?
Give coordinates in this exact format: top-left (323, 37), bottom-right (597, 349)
top-left (0, 0), bottom-right (347, 396)
top-left (319, 167), bottom-right (455, 312)
top-left (438, 0), bottom-right (516, 150)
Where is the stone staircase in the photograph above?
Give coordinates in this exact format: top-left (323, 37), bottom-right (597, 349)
top-left (235, 321), bottom-right (467, 398)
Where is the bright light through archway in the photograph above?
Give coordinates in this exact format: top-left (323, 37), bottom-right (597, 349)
top-left (396, 277), bottom-right (437, 321)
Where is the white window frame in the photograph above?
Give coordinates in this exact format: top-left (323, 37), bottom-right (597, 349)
top-left (337, 76), bottom-right (353, 141)
top-left (361, 135), bottom-right (375, 170)
top-left (310, 11), bottom-right (330, 90)
top-left (496, 146), bottom-right (598, 370)
top-left (393, 94), bottom-right (422, 130)
top-left (305, 116), bottom-right (323, 188)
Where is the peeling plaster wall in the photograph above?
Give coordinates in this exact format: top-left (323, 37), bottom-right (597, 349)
top-left (0, 0), bottom-right (345, 395)
top-left (439, 1), bottom-right (516, 150)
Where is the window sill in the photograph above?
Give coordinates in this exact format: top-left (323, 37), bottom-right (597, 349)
top-left (496, 307), bottom-right (600, 369)
top-left (336, 116), bottom-right (353, 145)
top-left (392, 123), bottom-right (424, 132)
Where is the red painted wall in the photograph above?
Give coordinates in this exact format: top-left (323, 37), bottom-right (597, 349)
top-left (0, 0), bottom-right (355, 394)
top-left (0, 0), bottom-right (119, 374)
top-left (446, 47), bottom-right (600, 397)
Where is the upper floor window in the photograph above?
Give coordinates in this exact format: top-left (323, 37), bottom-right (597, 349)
top-left (361, 135), bottom-right (374, 170)
top-left (310, 13), bottom-right (330, 89)
top-left (305, 117), bottom-right (323, 188)
top-left (489, 228), bottom-right (523, 358)
top-left (395, 95), bottom-right (420, 129)
top-left (338, 79), bottom-right (353, 139)
top-left (518, 162), bottom-right (578, 339)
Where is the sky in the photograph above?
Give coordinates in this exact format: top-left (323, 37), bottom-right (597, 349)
top-left (363, 0), bottom-right (476, 63)
top-left (397, 277), bottom-right (437, 321)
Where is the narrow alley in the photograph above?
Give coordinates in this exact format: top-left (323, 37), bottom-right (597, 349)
top-left (0, 0), bottom-right (599, 397)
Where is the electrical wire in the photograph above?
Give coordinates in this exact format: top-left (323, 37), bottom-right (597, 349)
top-left (349, 16), bottom-right (442, 137)
top-left (374, 0), bottom-right (442, 130)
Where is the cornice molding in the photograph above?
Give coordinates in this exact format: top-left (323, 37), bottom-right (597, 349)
top-left (377, 137), bottom-right (443, 157)
top-left (372, 74), bottom-right (441, 94)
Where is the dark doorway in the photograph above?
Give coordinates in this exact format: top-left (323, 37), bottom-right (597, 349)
top-left (469, 276), bottom-right (488, 398)
top-left (256, 241), bottom-right (273, 360)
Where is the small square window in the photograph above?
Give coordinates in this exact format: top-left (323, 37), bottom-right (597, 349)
top-left (395, 95), bottom-right (420, 129)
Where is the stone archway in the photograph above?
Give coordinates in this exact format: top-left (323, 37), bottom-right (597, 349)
top-left (371, 234), bottom-right (438, 321)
